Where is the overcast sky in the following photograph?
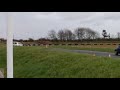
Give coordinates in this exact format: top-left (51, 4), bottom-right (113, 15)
top-left (0, 12), bottom-right (120, 39)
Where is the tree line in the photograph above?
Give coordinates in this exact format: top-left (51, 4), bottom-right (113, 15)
top-left (48, 27), bottom-right (100, 41)
top-left (1, 27), bottom-right (120, 43)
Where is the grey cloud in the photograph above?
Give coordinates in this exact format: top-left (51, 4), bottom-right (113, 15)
top-left (56, 12), bottom-right (96, 21)
top-left (103, 12), bottom-right (120, 20)
top-left (1, 12), bottom-right (120, 39)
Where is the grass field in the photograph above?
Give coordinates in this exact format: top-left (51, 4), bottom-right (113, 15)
top-left (50, 45), bottom-right (117, 53)
top-left (1, 43), bottom-right (120, 78)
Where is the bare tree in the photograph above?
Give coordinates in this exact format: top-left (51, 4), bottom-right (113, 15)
top-left (57, 30), bottom-right (66, 41)
top-left (47, 27), bottom-right (100, 41)
top-left (117, 32), bottom-right (120, 39)
top-left (64, 29), bottom-right (73, 41)
top-left (28, 38), bottom-right (34, 42)
top-left (84, 28), bottom-right (98, 40)
top-left (19, 39), bottom-right (23, 42)
top-left (72, 33), bottom-right (76, 40)
top-left (0, 38), bottom-right (5, 42)
top-left (74, 27), bottom-right (85, 41)
top-left (88, 30), bottom-right (100, 39)
top-left (84, 28), bottom-right (92, 39)
top-left (93, 31), bottom-right (100, 39)
top-left (48, 30), bottom-right (57, 40)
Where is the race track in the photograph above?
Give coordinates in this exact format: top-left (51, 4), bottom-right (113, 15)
top-left (54, 48), bottom-right (120, 58)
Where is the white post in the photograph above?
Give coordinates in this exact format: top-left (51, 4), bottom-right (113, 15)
top-left (7, 12), bottom-right (13, 78)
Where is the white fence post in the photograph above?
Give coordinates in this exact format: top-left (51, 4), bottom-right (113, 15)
top-left (7, 12), bottom-right (13, 78)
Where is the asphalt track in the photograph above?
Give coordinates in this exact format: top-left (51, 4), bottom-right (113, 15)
top-left (54, 48), bottom-right (120, 58)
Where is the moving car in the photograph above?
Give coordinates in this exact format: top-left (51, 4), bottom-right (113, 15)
top-left (115, 45), bottom-right (120, 55)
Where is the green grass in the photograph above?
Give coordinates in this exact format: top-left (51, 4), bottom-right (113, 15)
top-left (1, 44), bottom-right (120, 78)
top-left (0, 43), bottom-right (6, 68)
top-left (50, 45), bottom-right (116, 53)
top-left (0, 43), bottom-right (6, 77)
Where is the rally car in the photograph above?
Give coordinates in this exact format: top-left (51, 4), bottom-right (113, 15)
top-left (115, 45), bottom-right (120, 55)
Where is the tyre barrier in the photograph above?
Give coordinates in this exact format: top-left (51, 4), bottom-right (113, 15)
top-left (22, 43), bottom-right (120, 46)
